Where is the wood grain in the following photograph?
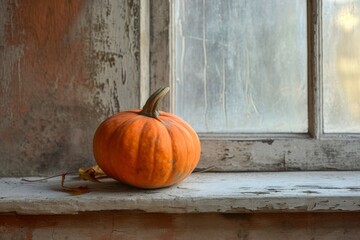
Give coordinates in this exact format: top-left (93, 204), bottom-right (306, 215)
top-left (199, 138), bottom-right (360, 171)
top-left (1, 212), bottom-right (360, 240)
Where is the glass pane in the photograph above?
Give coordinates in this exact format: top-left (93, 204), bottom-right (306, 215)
top-left (173, 0), bottom-right (308, 133)
top-left (323, 0), bottom-right (360, 133)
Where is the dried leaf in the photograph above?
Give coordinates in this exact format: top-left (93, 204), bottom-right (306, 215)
top-left (61, 173), bottom-right (90, 195)
top-left (78, 165), bottom-right (106, 182)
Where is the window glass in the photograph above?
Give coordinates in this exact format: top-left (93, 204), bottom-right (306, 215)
top-left (323, 0), bottom-right (360, 133)
top-left (174, 0), bottom-right (308, 133)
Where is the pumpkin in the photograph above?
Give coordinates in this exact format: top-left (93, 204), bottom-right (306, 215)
top-left (93, 87), bottom-right (201, 189)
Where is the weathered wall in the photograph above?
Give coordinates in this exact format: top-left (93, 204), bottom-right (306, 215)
top-left (0, 0), bottom-right (140, 177)
top-left (1, 212), bottom-right (360, 240)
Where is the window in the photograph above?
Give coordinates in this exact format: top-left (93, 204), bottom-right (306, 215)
top-left (148, 0), bottom-right (360, 171)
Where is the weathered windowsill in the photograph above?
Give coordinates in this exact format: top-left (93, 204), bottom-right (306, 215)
top-left (0, 171), bottom-right (359, 215)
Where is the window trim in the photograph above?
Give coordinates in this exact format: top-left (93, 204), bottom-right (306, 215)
top-left (147, 0), bottom-right (360, 171)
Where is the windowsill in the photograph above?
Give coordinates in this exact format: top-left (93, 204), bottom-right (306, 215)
top-left (0, 171), bottom-right (359, 215)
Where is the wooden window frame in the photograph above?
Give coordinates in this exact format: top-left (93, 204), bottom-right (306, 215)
top-left (144, 0), bottom-right (360, 172)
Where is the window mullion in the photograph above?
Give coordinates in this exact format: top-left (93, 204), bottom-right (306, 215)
top-left (308, 0), bottom-right (323, 139)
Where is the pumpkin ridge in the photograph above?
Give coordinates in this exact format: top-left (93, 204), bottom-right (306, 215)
top-left (93, 114), bottom-right (136, 178)
top-left (178, 123), bottom-right (192, 179)
top-left (158, 126), bottom-right (174, 187)
top-left (163, 117), bottom-right (198, 177)
top-left (107, 116), bottom-right (144, 182)
top-left (101, 111), bottom-right (140, 129)
top-left (149, 123), bottom-right (159, 184)
top-left (133, 120), bottom-right (152, 186)
top-left (159, 119), bottom-right (189, 185)
top-left (164, 115), bottom-right (201, 162)
top-left (142, 119), bottom-right (172, 188)
top-left (103, 119), bottom-right (130, 180)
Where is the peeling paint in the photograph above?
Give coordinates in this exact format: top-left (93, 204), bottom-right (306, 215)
top-left (86, 0), bottom-right (140, 117)
top-left (0, 0), bottom-right (141, 176)
top-left (199, 139), bottom-right (360, 171)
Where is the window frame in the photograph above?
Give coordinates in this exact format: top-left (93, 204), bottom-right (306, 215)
top-left (146, 0), bottom-right (360, 171)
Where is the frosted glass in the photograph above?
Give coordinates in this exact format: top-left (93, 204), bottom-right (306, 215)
top-left (174, 0), bottom-right (308, 133)
top-left (323, 0), bottom-right (360, 133)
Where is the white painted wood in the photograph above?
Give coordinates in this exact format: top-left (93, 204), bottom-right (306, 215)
top-left (198, 138), bottom-right (360, 171)
top-left (308, 0), bottom-right (322, 139)
top-left (140, 0), bottom-right (150, 107)
top-left (87, 0), bottom-right (141, 114)
top-left (1, 172), bottom-right (359, 215)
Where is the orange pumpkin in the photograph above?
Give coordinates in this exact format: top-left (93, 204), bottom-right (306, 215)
top-left (93, 87), bottom-right (201, 188)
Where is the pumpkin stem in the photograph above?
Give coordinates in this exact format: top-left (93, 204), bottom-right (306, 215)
top-left (140, 87), bottom-right (170, 118)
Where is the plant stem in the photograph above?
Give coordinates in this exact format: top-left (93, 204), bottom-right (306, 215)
top-left (140, 87), bottom-right (170, 118)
